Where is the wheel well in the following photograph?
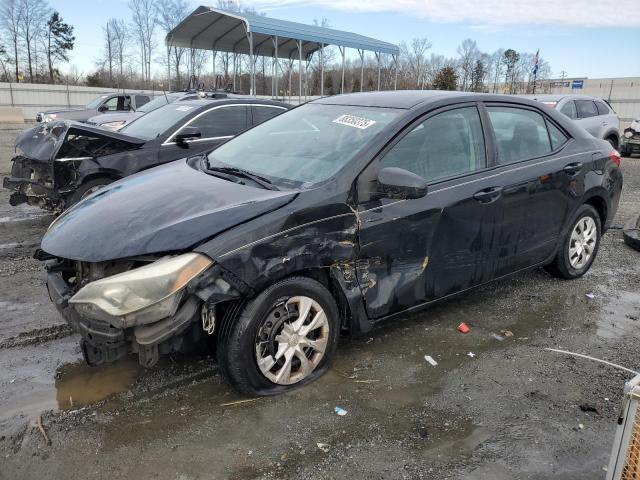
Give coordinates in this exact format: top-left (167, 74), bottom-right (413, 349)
top-left (585, 196), bottom-right (607, 226)
top-left (282, 268), bottom-right (353, 333)
top-left (605, 133), bottom-right (619, 149)
top-left (80, 173), bottom-right (120, 185)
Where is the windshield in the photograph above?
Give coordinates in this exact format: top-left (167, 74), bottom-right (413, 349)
top-left (86, 95), bottom-right (110, 109)
top-left (207, 104), bottom-right (400, 188)
top-left (137, 93), bottom-right (183, 113)
top-left (120, 102), bottom-right (197, 140)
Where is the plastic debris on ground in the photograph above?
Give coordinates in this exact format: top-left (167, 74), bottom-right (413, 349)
top-left (501, 330), bottom-right (514, 338)
top-left (492, 333), bottom-right (505, 341)
top-left (585, 293), bottom-right (595, 299)
top-left (458, 322), bottom-right (470, 334)
top-left (467, 352), bottom-right (476, 358)
top-left (424, 355), bottom-right (438, 366)
top-left (334, 406), bottom-right (348, 416)
top-left (317, 443), bottom-right (330, 452)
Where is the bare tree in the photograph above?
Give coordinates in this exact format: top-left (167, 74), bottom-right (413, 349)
top-left (156, 0), bottom-right (189, 89)
top-left (457, 39), bottom-right (479, 91)
top-left (17, 0), bottom-right (50, 81)
top-left (110, 19), bottom-right (128, 85)
top-left (102, 20), bottom-right (116, 84)
top-left (129, 0), bottom-right (157, 85)
top-left (0, 0), bottom-right (22, 81)
top-left (400, 37), bottom-right (432, 89)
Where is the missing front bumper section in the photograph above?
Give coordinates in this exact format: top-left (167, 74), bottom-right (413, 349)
top-left (46, 271), bottom-right (203, 367)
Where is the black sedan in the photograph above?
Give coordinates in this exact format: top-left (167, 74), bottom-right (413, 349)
top-left (39, 91), bottom-right (622, 395)
top-left (4, 98), bottom-right (290, 211)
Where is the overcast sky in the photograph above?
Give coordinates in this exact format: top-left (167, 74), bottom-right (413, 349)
top-left (55, 0), bottom-right (640, 79)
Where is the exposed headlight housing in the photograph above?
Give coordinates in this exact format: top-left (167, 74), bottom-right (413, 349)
top-left (99, 120), bottom-right (126, 130)
top-left (42, 113), bottom-right (57, 122)
top-left (624, 130), bottom-right (634, 139)
top-left (70, 253), bottom-right (212, 328)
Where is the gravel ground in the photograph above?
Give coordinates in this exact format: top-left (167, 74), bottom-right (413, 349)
top-left (0, 122), bottom-right (638, 480)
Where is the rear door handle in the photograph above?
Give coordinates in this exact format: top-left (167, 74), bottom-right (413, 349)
top-left (473, 186), bottom-right (503, 203)
top-left (563, 162), bottom-right (583, 174)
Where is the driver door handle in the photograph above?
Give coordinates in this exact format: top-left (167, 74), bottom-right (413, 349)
top-left (473, 186), bottom-right (503, 203)
top-left (563, 162), bottom-right (583, 174)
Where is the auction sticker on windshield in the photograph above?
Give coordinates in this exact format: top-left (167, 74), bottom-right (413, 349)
top-left (333, 114), bottom-right (376, 129)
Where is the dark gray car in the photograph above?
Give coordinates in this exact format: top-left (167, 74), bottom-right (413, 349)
top-left (36, 93), bottom-right (152, 123)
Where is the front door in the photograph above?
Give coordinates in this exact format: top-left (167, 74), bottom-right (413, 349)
top-left (355, 104), bottom-right (501, 319)
top-left (158, 105), bottom-right (249, 164)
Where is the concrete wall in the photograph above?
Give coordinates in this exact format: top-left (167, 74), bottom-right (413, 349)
top-left (0, 83), bottom-right (163, 121)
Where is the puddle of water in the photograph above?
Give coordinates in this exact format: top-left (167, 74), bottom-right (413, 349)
top-left (596, 290), bottom-right (640, 339)
top-left (55, 359), bottom-right (141, 410)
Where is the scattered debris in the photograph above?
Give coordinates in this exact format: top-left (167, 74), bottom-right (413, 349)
top-left (579, 404), bottom-right (599, 414)
top-left (467, 352), bottom-right (476, 358)
top-left (424, 355), bottom-right (438, 366)
top-left (353, 379), bottom-right (380, 384)
top-left (492, 333), bottom-right (505, 341)
top-left (578, 423), bottom-right (584, 430)
top-left (334, 406), bottom-right (348, 416)
top-left (220, 398), bottom-right (261, 407)
top-left (545, 348), bottom-right (640, 375)
top-left (317, 442), bottom-right (330, 452)
top-left (501, 330), bottom-right (514, 338)
top-left (36, 415), bottom-right (50, 445)
top-left (585, 293), bottom-right (595, 299)
top-left (458, 323), bottom-right (470, 334)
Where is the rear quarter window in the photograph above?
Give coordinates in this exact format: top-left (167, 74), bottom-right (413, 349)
top-left (559, 101), bottom-right (577, 120)
top-left (576, 100), bottom-right (598, 118)
top-left (595, 101), bottom-right (610, 115)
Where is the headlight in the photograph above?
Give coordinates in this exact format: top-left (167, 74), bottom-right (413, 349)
top-left (70, 253), bottom-right (212, 327)
top-left (42, 114), bottom-right (57, 122)
top-left (100, 120), bottom-right (126, 130)
top-left (624, 130), bottom-right (634, 139)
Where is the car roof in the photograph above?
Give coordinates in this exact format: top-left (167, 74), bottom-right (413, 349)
top-left (174, 98), bottom-right (291, 109)
top-left (312, 90), bottom-right (546, 110)
top-left (520, 94), bottom-right (605, 102)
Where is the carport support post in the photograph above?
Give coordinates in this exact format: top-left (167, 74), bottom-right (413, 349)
top-left (376, 52), bottom-right (381, 91)
top-left (248, 31), bottom-right (254, 95)
top-left (167, 45), bottom-right (171, 91)
top-left (298, 39), bottom-right (302, 104)
top-left (358, 49), bottom-right (364, 92)
top-left (339, 46), bottom-right (345, 94)
top-left (394, 54), bottom-right (398, 90)
top-left (320, 43), bottom-right (324, 97)
top-left (273, 35), bottom-right (279, 99)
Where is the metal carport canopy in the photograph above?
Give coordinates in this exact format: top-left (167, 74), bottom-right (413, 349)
top-left (166, 6), bottom-right (399, 58)
top-left (166, 6), bottom-right (400, 100)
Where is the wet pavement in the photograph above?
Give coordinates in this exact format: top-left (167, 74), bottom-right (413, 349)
top-left (0, 130), bottom-right (639, 479)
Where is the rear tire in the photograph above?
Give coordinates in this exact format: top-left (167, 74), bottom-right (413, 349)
top-left (606, 136), bottom-right (618, 150)
top-left (545, 204), bottom-right (601, 279)
top-left (67, 177), bottom-right (113, 208)
top-left (217, 277), bottom-right (340, 396)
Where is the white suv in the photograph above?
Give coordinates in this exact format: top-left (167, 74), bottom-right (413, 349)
top-left (524, 94), bottom-right (620, 149)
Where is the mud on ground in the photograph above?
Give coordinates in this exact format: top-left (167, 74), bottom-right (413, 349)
top-left (0, 124), bottom-right (639, 479)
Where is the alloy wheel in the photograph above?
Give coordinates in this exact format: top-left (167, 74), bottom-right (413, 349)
top-left (568, 216), bottom-right (597, 269)
top-left (255, 296), bottom-right (329, 385)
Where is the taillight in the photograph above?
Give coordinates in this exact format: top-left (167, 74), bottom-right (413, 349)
top-left (610, 149), bottom-right (621, 167)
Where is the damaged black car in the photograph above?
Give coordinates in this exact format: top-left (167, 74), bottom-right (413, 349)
top-left (38, 91), bottom-right (622, 395)
top-left (4, 98), bottom-right (290, 212)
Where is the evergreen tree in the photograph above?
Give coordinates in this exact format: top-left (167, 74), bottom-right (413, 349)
top-left (46, 12), bottom-right (75, 83)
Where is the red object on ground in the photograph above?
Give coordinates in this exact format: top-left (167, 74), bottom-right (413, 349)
top-left (458, 323), bottom-right (470, 334)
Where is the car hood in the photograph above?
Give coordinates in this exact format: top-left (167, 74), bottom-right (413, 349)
top-left (40, 108), bottom-right (86, 115)
top-left (15, 120), bottom-right (145, 162)
top-left (41, 159), bottom-right (298, 262)
top-left (88, 111), bottom-right (143, 125)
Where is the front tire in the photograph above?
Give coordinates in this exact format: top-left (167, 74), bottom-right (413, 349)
top-left (67, 177), bottom-right (113, 208)
top-left (545, 204), bottom-right (601, 279)
top-left (217, 277), bottom-right (340, 396)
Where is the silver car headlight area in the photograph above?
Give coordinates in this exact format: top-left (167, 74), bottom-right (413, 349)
top-left (99, 120), bottom-right (127, 130)
top-left (69, 253), bottom-right (212, 328)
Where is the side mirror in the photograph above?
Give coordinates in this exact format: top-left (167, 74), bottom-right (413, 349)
top-left (174, 126), bottom-right (201, 146)
top-left (377, 167), bottom-right (428, 200)
top-left (98, 104), bottom-right (108, 113)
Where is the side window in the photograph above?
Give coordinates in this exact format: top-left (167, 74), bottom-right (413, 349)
top-left (575, 100), bottom-right (598, 118)
top-left (595, 101), bottom-right (610, 115)
top-left (253, 106), bottom-right (286, 126)
top-left (547, 121), bottom-right (569, 150)
top-left (486, 107), bottom-right (551, 164)
top-left (559, 101), bottom-right (577, 120)
top-left (102, 96), bottom-right (119, 111)
top-left (135, 95), bottom-right (150, 108)
top-left (186, 106), bottom-right (248, 139)
top-left (380, 106), bottom-right (485, 182)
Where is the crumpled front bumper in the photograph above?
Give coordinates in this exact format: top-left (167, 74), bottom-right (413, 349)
top-left (46, 270), bottom-right (202, 367)
top-left (3, 156), bottom-right (59, 209)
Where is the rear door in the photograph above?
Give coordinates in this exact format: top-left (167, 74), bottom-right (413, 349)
top-left (484, 103), bottom-right (574, 276)
top-left (157, 104), bottom-right (249, 164)
top-left (355, 103), bottom-right (501, 319)
top-left (575, 99), bottom-right (600, 137)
